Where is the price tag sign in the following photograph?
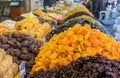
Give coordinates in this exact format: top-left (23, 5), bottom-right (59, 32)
top-left (19, 61), bottom-right (26, 78)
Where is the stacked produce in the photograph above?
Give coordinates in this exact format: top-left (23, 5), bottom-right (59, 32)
top-left (46, 18), bottom-right (109, 41)
top-left (29, 55), bottom-right (120, 78)
top-left (0, 49), bottom-right (18, 78)
top-left (31, 24), bottom-right (120, 73)
top-left (0, 32), bottom-right (42, 76)
top-left (64, 6), bottom-right (94, 21)
top-left (75, 15), bottom-right (101, 26)
top-left (33, 9), bottom-right (56, 21)
top-left (15, 16), bottom-right (52, 41)
top-left (0, 24), bottom-right (9, 35)
top-left (34, 13), bottom-right (57, 29)
top-left (33, 10), bottom-right (57, 28)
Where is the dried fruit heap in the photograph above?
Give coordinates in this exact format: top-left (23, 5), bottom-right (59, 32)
top-left (64, 6), bottom-right (94, 21)
top-left (33, 9), bottom-right (57, 22)
top-left (0, 49), bottom-right (18, 78)
top-left (74, 15), bottom-right (101, 26)
top-left (15, 17), bottom-right (52, 41)
top-left (32, 24), bottom-right (120, 72)
top-left (30, 55), bottom-right (120, 78)
top-left (0, 32), bottom-right (42, 75)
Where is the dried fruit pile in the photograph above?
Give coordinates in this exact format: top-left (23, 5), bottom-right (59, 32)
top-left (33, 9), bottom-right (57, 22)
top-left (34, 14), bottom-right (57, 29)
top-left (29, 55), bottom-right (120, 78)
top-left (46, 18), bottom-right (109, 42)
top-left (64, 6), bottom-right (94, 21)
top-left (0, 49), bottom-right (18, 78)
top-left (74, 15), bottom-right (101, 26)
top-left (31, 24), bottom-right (120, 73)
top-left (33, 11), bottom-right (57, 28)
top-left (14, 16), bottom-right (52, 41)
top-left (0, 32), bottom-right (42, 75)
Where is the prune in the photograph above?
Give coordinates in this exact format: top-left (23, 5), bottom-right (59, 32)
top-left (19, 53), bottom-right (33, 60)
top-left (21, 40), bottom-right (30, 47)
top-left (1, 36), bottom-right (8, 44)
top-left (15, 41), bottom-right (21, 48)
top-left (9, 50), bottom-right (15, 56)
top-left (26, 61), bottom-right (34, 68)
top-left (1, 44), bottom-right (10, 50)
top-left (13, 49), bottom-right (21, 57)
top-left (7, 41), bottom-right (16, 47)
top-left (16, 38), bottom-right (23, 42)
top-left (29, 55), bottom-right (120, 78)
top-left (12, 33), bottom-right (20, 38)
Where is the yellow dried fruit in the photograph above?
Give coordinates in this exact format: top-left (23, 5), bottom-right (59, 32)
top-left (14, 16), bottom-right (52, 42)
top-left (31, 24), bottom-right (120, 73)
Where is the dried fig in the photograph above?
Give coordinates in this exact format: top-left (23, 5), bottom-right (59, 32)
top-left (13, 49), bottom-right (21, 57)
top-left (7, 41), bottom-right (15, 47)
top-left (1, 44), bottom-right (10, 50)
top-left (19, 54), bottom-right (33, 60)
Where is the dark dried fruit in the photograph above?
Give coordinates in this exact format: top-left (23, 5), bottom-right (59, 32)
top-left (13, 49), bottom-right (21, 57)
top-left (1, 36), bottom-right (8, 44)
top-left (7, 41), bottom-right (16, 47)
top-left (0, 32), bottom-right (42, 77)
top-left (19, 53), bottom-right (33, 60)
top-left (21, 40), bottom-right (30, 47)
top-left (29, 55), bottom-right (120, 78)
top-left (1, 44), bottom-right (10, 50)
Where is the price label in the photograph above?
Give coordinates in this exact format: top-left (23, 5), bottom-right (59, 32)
top-left (19, 61), bottom-right (26, 78)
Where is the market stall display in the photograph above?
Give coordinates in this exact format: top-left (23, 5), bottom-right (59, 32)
top-left (31, 24), bottom-right (120, 73)
top-left (29, 55), bottom-right (120, 78)
top-left (0, 2), bottom-right (120, 77)
top-left (0, 32), bottom-right (42, 76)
